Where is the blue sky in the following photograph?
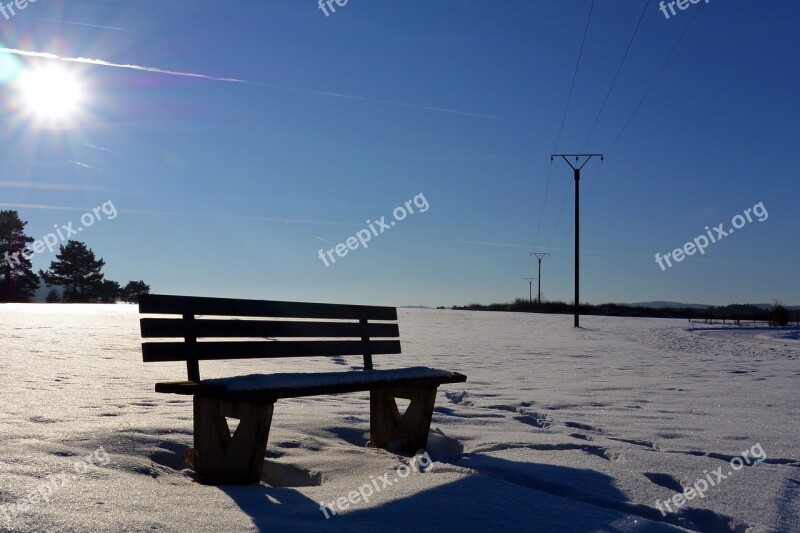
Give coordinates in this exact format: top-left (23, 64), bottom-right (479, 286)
top-left (1, 0), bottom-right (797, 307)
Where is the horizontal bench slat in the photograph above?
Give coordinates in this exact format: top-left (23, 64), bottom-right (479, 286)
top-left (139, 294), bottom-right (397, 321)
top-left (142, 340), bottom-right (402, 362)
top-left (140, 318), bottom-right (400, 339)
top-left (155, 367), bottom-right (467, 401)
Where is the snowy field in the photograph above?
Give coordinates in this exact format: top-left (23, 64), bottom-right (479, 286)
top-left (0, 304), bottom-right (798, 532)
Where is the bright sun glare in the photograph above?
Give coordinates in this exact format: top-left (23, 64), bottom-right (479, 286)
top-left (19, 65), bottom-right (82, 121)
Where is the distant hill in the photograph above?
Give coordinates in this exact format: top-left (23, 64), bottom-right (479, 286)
top-left (629, 301), bottom-right (711, 310)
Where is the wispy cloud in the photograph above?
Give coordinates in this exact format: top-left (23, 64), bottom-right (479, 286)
top-left (455, 239), bottom-right (533, 250)
top-left (120, 208), bottom-right (361, 227)
top-left (316, 236), bottom-right (333, 244)
top-left (0, 202), bottom-right (90, 213)
top-left (0, 181), bottom-right (107, 192)
top-left (36, 18), bottom-right (126, 31)
top-left (0, 202), bottom-right (360, 227)
top-left (81, 142), bottom-right (115, 154)
top-left (456, 239), bottom-right (656, 258)
top-left (0, 47), bottom-right (495, 120)
top-left (455, 240), bottom-right (786, 267)
top-left (67, 160), bottom-right (93, 169)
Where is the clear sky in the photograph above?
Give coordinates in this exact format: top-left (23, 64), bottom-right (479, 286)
top-left (1, 1), bottom-right (798, 307)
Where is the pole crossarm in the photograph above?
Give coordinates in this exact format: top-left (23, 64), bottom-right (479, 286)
top-left (550, 154), bottom-right (604, 171)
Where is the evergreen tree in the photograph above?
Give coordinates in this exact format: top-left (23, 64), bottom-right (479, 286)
top-left (121, 280), bottom-right (151, 303)
top-left (40, 240), bottom-right (106, 302)
top-left (771, 301), bottom-right (789, 327)
top-left (97, 280), bottom-right (122, 303)
top-left (0, 210), bottom-right (40, 302)
top-left (45, 288), bottom-right (61, 303)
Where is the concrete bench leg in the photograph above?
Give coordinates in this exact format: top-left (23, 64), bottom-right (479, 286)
top-left (192, 396), bottom-right (274, 485)
top-left (369, 386), bottom-right (438, 452)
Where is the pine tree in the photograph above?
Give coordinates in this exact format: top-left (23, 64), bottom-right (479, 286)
top-left (97, 280), bottom-right (121, 303)
top-left (0, 210), bottom-right (40, 302)
top-left (45, 288), bottom-right (61, 303)
top-left (40, 240), bottom-right (106, 302)
top-left (121, 280), bottom-right (151, 303)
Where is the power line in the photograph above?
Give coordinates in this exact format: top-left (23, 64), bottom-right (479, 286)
top-left (580, 0), bottom-right (650, 153)
top-left (547, 179), bottom-right (572, 245)
top-left (580, 2), bottom-right (702, 213)
top-left (580, 161), bottom-right (605, 211)
top-left (553, 0), bottom-right (597, 153)
top-left (534, 1), bottom-right (595, 247)
top-left (607, 3), bottom-right (702, 153)
top-left (562, 161), bottom-right (602, 237)
top-left (533, 159), bottom-right (553, 246)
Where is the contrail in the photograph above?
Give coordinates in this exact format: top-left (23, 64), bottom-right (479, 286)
top-left (456, 239), bottom-right (657, 258)
top-left (0, 202), bottom-right (361, 227)
top-left (0, 47), bottom-right (496, 120)
top-left (0, 181), bottom-right (106, 192)
top-left (36, 18), bottom-right (126, 31)
top-left (0, 47), bottom-right (262, 85)
top-left (119, 208), bottom-right (361, 227)
top-left (454, 240), bottom-right (786, 267)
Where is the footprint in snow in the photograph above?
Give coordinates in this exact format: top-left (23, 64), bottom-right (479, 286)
top-left (444, 390), bottom-right (473, 406)
top-left (513, 413), bottom-right (551, 429)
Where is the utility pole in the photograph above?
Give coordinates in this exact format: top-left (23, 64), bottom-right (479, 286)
top-left (529, 253), bottom-right (550, 311)
top-left (551, 154), bottom-right (603, 328)
top-left (523, 278), bottom-right (536, 303)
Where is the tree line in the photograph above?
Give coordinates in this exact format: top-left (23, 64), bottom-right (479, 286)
top-left (452, 299), bottom-right (796, 327)
top-left (0, 210), bottom-right (150, 303)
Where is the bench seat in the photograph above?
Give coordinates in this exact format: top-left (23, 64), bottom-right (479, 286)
top-left (156, 366), bottom-right (467, 402)
top-left (140, 294), bottom-right (467, 484)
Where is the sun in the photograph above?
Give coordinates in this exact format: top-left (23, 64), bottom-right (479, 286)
top-left (18, 65), bottom-right (83, 121)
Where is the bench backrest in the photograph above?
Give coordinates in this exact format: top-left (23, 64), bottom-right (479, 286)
top-left (139, 294), bottom-right (400, 382)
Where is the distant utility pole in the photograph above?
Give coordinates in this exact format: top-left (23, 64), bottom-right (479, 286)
top-left (551, 154), bottom-right (603, 328)
top-left (529, 253), bottom-right (550, 311)
top-left (523, 278), bottom-right (536, 303)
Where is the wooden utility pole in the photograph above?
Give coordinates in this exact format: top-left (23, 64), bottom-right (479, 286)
top-left (551, 154), bottom-right (603, 328)
top-left (524, 278), bottom-right (536, 303)
top-left (529, 253), bottom-right (550, 311)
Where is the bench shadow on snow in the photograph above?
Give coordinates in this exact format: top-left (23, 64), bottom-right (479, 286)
top-left (217, 454), bottom-right (699, 532)
top-left (131, 427), bottom-right (746, 531)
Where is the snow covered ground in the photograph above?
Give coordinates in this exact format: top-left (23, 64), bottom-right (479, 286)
top-left (0, 305), bottom-right (797, 532)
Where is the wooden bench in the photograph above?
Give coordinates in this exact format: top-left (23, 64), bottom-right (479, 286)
top-left (139, 294), bottom-right (467, 485)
